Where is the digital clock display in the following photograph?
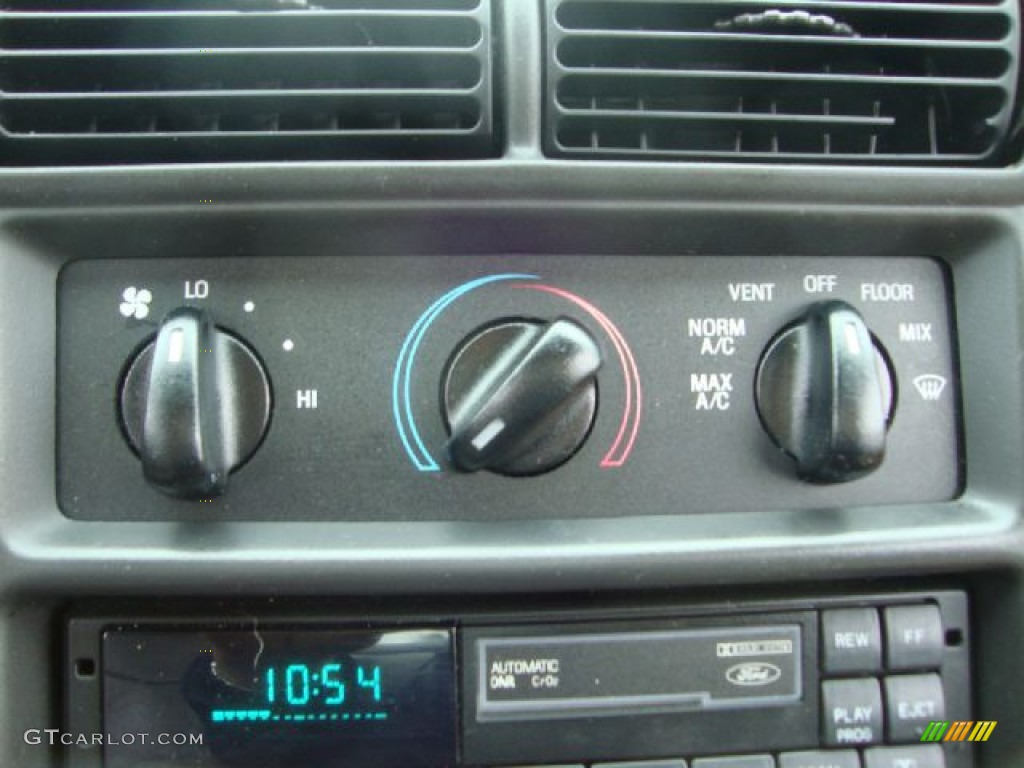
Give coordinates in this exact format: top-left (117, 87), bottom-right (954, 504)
top-left (102, 626), bottom-right (455, 767)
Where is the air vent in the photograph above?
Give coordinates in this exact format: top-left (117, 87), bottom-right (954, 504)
top-left (546, 0), bottom-right (1019, 164)
top-left (0, 0), bottom-right (493, 165)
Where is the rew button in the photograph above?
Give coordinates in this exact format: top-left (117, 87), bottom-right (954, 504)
top-left (822, 608), bottom-right (881, 675)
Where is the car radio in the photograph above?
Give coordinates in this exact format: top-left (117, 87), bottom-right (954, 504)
top-left (66, 590), bottom-right (971, 767)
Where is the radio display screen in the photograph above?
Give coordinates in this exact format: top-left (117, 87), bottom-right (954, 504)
top-left (101, 626), bottom-right (456, 767)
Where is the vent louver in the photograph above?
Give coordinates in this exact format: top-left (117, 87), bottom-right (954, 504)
top-left (0, 0), bottom-right (493, 165)
top-left (546, 0), bottom-right (1019, 164)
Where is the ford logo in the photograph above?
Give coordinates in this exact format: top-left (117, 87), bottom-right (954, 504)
top-left (725, 662), bottom-right (782, 687)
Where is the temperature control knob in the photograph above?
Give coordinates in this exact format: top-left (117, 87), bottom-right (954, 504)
top-left (442, 318), bottom-right (602, 475)
top-left (755, 300), bottom-right (894, 483)
top-left (119, 307), bottom-right (271, 499)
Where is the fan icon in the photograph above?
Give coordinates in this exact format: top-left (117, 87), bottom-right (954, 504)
top-left (119, 286), bottom-right (153, 320)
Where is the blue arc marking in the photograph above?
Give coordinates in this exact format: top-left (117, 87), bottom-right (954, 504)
top-left (393, 273), bottom-right (538, 471)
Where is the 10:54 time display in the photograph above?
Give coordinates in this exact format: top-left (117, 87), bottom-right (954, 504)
top-left (265, 663), bottom-right (383, 707)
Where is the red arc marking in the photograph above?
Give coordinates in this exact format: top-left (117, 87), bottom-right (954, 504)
top-left (514, 284), bottom-right (642, 468)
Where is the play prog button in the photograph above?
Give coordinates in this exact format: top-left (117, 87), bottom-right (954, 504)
top-left (822, 678), bottom-right (883, 746)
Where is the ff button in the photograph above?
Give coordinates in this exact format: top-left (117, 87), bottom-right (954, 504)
top-left (885, 605), bottom-right (944, 670)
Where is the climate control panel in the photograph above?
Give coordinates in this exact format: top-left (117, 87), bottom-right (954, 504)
top-left (57, 256), bottom-right (959, 522)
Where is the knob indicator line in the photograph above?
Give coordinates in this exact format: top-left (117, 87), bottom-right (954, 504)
top-left (393, 275), bottom-right (642, 473)
top-left (392, 274), bottom-right (538, 472)
top-left (755, 300), bottom-right (894, 483)
top-left (443, 318), bottom-right (602, 475)
top-left (119, 307), bottom-right (272, 499)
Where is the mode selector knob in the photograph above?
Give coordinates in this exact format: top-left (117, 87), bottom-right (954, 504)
top-left (442, 318), bottom-right (602, 476)
top-left (755, 300), bottom-right (895, 484)
top-left (119, 307), bottom-right (272, 499)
